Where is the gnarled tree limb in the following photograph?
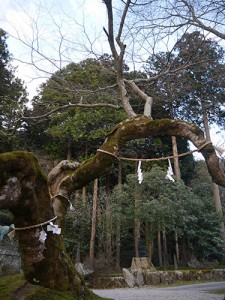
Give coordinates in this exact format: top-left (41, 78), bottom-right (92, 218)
top-left (57, 116), bottom-right (225, 197)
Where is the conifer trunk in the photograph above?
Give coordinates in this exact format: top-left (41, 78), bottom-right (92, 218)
top-left (97, 192), bottom-right (104, 258)
top-left (89, 179), bottom-right (98, 267)
top-left (80, 186), bottom-right (87, 248)
top-left (175, 231), bottom-right (180, 265)
top-left (105, 173), bottom-right (112, 261)
top-left (145, 222), bottom-right (154, 262)
top-left (82, 186), bottom-right (87, 206)
top-left (157, 230), bottom-right (163, 267)
top-left (67, 135), bottom-right (73, 160)
top-left (171, 136), bottom-right (181, 264)
top-left (162, 230), bottom-right (168, 268)
top-left (115, 162), bottom-right (122, 270)
top-left (171, 136), bottom-right (181, 179)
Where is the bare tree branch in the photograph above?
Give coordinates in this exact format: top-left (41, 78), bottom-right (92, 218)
top-left (182, 0), bottom-right (225, 39)
top-left (103, 0), bottom-right (119, 60)
top-left (21, 103), bottom-right (121, 121)
top-left (103, 0), bottom-right (136, 117)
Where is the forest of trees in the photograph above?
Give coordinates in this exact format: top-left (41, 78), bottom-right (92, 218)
top-left (0, 0), bottom-right (225, 298)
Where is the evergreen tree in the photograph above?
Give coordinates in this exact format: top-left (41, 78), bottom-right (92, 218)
top-left (145, 31), bottom-right (225, 128)
top-left (28, 55), bottom-right (126, 159)
top-left (113, 165), bottom-right (224, 265)
top-left (0, 29), bottom-right (28, 152)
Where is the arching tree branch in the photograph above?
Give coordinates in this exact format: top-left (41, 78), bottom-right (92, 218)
top-left (56, 116), bottom-right (225, 197)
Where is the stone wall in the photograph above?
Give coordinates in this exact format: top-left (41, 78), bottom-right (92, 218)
top-left (121, 257), bottom-right (225, 288)
top-left (0, 239), bottom-right (21, 275)
top-left (122, 268), bottom-right (225, 288)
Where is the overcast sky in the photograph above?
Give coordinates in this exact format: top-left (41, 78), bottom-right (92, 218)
top-left (0, 0), bottom-right (108, 98)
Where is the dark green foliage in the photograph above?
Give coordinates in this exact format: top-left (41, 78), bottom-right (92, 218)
top-left (0, 209), bottom-right (13, 226)
top-left (119, 136), bottom-right (195, 183)
top-left (27, 55), bottom-right (126, 159)
top-left (174, 32), bottom-right (225, 127)
top-left (0, 29), bottom-right (28, 151)
top-left (64, 196), bottom-right (92, 260)
top-left (64, 183), bottom-right (115, 261)
top-left (112, 165), bottom-right (224, 263)
top-left (145, 31), bottom-right (225, 129)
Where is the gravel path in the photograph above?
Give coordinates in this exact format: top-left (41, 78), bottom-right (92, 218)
top-left (93, 282), bottom-right (225, 300)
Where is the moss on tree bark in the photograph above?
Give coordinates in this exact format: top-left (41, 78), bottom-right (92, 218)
top-left (0, 152), bottom-right (92, 298)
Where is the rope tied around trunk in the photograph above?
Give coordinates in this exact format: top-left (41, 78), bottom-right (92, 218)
top-left (14, 216), bottom-right (58, 231)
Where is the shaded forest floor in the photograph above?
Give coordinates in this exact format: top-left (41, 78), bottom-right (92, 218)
top-left (0, 274), bottom-right (109, 300)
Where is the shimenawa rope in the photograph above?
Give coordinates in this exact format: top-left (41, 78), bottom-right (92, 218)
top-left (97, 141), bottom-right (212, 162)
top-left (14, 216), bottom-right (58, 231)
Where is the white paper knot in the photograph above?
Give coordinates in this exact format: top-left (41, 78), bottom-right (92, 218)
top-left (165, 159), bottom-right (175, 182)
top-left (39, 229), bottom-right (47, 243)
top-left (137, 160), bottom-right (143, 184)
top-left (47, 222), bottom-right (61, 235)
top-left (69, 200), bottom-right (75, 211)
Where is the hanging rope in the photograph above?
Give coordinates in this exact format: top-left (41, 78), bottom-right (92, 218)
top-left (97, 141), bottom-right (212, 162)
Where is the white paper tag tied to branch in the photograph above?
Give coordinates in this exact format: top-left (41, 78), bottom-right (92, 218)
top-left (165, 159), bottom-right (175, 182)
top-left (137, 160), bottom-right (143, 184)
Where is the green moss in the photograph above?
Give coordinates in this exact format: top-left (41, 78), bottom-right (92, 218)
top-left (0, 151), bottom-right (47, 182)
top-left (0, 274), bottom-right (109, 300)
top-left (0, 274), bottom-right (26, 299)
top-left (24, 287), bottom-right (77, 300)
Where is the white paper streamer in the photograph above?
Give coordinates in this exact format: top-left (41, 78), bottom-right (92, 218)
top-left (39, 229), bottom-right (47, 243)
top-left (47, 222), bottom-right (61, 235)
top-left (137, 160), bottom-right (143, 184)
top-left (165, 159), bottom-right (175, 182)
top-left (69, 200), bottom-right (75, 212)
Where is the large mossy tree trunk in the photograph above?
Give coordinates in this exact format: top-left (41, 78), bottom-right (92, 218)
top-left (0, 152), bottom-right (90, 298)
top-left (1, 116), bottom-right (225, 293)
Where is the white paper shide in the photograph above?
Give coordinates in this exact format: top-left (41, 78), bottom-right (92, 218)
top-left (137, 160), bottom-right (143, 184)
top-left (165, 159), bottom-right (175, 182)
